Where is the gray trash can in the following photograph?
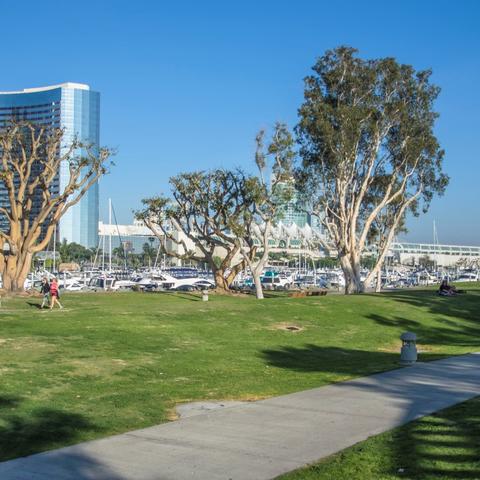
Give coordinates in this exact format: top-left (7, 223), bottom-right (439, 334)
top-left (400, 331), bottom-right (417, 365)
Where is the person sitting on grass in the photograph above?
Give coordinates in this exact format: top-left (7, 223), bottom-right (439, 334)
top-left (439, 279), bottom-right (457, 296)
top-left (49, 278), bottom-right (63, 310)
top-left (40, 277), bottom-right (50, 308)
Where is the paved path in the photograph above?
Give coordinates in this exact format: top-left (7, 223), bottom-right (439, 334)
top-left (2, 353), bottom-right (480, 480)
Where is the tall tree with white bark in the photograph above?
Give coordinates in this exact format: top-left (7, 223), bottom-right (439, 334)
top-left (296, 47), bottom-right (449, 293)
top-left (0, 121), bottom-right (112, 292)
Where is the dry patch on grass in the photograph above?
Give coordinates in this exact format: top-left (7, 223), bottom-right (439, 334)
top-left (377, 342), bottom-right (400, 353)
top-left (339, 327), bottom-right (360, 337)
top-left (167, 393), bottom-right (269, 421)
top-left (231, 394), bottom-right (270, 402)
top-left (180, 339), bottom-right (202, 346)
top-left (50, 353), bottom-right (160, 382)
top-left (1, 337), bottom-right (56, 354)
top-left (165, 339), bottom-right (204, 352)
top-left (416, 344), bottom-right (442, 353)
top-left (378, 342), bottom-right (441, 353)
top-left (65, 357), bottom-right (130, 377)
top-left (269, 322), bottom-right (305, 333)
top-left (0, 289), bottom-right (40, 298)
top-left (112, 358), bottom-right (128, 366)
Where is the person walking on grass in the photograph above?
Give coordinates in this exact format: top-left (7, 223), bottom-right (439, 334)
top-left (49, 277), bottom-right (63, 310)
top-left (40, 277), bottom-right (50, 309)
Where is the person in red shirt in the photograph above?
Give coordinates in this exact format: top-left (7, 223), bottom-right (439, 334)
top-left (49, 278), bottom-right (63, 310)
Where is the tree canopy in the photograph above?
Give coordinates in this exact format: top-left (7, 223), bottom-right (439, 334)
top-left (296, 46), bottom-right (449, 293)
top-left (0, 120), bottom-right (112, 291)
top-left (137, 169), bottom-right (259, 291)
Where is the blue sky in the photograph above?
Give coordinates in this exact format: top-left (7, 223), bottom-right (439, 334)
top-left (2, 0), bottom-right (479, 244)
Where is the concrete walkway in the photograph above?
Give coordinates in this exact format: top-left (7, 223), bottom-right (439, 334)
top-left (2, 353), bottom-right (480, 480)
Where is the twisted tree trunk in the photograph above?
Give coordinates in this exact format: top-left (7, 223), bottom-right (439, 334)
top-left (0, 251), bottom-right (32, 292)
top-left (213, 269), bottom-right (230, 292)
top-left (339, 253), bottom-right (362, 294)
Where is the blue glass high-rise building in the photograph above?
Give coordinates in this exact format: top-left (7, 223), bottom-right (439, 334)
top-left (0, 83), bottom-right (100, 248)
top-left (274, 179), bottom-right (310, 228)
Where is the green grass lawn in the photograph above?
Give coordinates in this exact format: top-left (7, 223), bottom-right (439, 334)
top-left (0, 285), bottom-right (479, 461)
top-left (278, 396), bottom-right (480, 480)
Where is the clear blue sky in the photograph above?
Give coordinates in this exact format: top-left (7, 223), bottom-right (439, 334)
top-left (2, 0), bottom-right (479, 245)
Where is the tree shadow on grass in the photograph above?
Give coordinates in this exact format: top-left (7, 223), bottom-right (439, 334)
top-left (366, 289), bottom-right (480, 348)
top-left (379, 289), bottom-right (480, 325)
top-left (0, 395), bottom-right (127, 478)
top-left (0, 395), bottom-right (97, 460)
top-left (261, 345), bottom-right (444, 376)
top-left (368, 312), bottom-right (480, 348)
top-left (262, 345), bottom-right (480, 479)
top-left (385, 398), bottom-right (480, 478)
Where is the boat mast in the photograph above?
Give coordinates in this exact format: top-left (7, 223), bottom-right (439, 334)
top-left (102, 226), bottom-right (105, 271)
top-left (108, 198), bottom-right (112, 273)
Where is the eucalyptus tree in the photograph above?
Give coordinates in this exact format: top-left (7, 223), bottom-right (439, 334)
top-left (296, 47), bottom-right (448, 293)
top-left (0, 121), bottom-right (112, 292)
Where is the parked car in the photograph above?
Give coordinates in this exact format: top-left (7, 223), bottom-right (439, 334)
top-left (88, 276), bottom-right (136, 291)
top-left (261, 271), bottom-right (292, 291)
top-left (62, 281), bottom-right (86, 292)
top-left (173, 284), bottom-right (196, 292)
top-left (173, 279), bottom-right (215, 292)
top-left (457, 272), bottom-right (479, 282)
top-left (192, 279), bottom-right (215, 290)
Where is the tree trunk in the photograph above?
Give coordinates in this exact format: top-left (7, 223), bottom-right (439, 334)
top-left (362, 260), bottom-right (384, 293)
top-left (340, 254), bottom-right (362, 294)
top-left (1, 252), bottom-right (32, 293)
top-left (225, 265), bottom-right (243, 289)
top-left (213, 268), bottom-right (229, 292)
top-left (252, 271), bottom-right (264, 299)
top-left (375, 269), bottom-right (382, 293)
top-left (344, 276), bottom-right (359, 295)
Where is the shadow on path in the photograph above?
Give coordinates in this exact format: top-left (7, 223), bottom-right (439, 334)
top-left (263, 344), bottom-right (480, 479)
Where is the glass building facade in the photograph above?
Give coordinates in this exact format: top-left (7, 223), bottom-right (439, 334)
top-left (0, 83), bottom-right (100, 248)
top-left (275, 180), bottom-right (310, 228)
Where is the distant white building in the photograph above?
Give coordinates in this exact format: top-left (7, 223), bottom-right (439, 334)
top-left (390, 242), bottom-right (480, 267)
top-left (98, 219), bottom-right (329, 260)
top-left (98, 219), bottom-right (480, 268)
top-left (98, 220), bottom-right (196, 258)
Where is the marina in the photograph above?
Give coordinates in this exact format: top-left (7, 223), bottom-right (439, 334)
top-left (17, 262), bottom-right (480, 294)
